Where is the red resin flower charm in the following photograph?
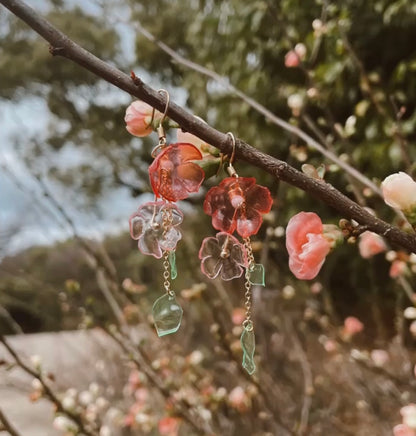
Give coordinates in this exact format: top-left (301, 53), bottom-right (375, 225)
top-left (203, 177), bottom-right (272, 238)
top-left (148, 143), bottom-right (205, 202)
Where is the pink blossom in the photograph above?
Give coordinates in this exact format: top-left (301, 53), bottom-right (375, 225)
top-left (394, 424), bottom-right (416, 436)
top-left (358, 231), bottom-right (387, 258)
top-left (401, 404), bottom-right (416, 429)
top-left (284, 43), bottom-right (307, 68)
top-left (228, 387), bottom-right (250, 412)
top-left (410, 320), bottom-right (416, 337)
top-left (286, 212), bottom-right (331, 280)
top-left (343, 316), bottom-right (364, 336)
top-left (285, 50), bottom-right (300, 67)
top-left (370, 349), bottom-right (389, 367)
top-left (177, 125), bottom-right (215, 156)
top-left (125, 100), bottom-right (162, 137)
top-left (323, 339), bottom-right (337, 353)
top-left (231, 308), bottom-right (246, 325)
top-left (390, 260), bottom-right (407, 278)
top-left (382, 172), bottom-right (416, 212)
top-left (158, 417), bottom-right (181, 436)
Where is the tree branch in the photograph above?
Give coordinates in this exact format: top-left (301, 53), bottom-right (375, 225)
top-left (1, 0), bottom-right (416, 253)
top-left (0, 409), bottom-right (22, 436)
top-left (0, 335), bottom-right (98, 436)
top-left (133, 20), bottom-right (382, 197)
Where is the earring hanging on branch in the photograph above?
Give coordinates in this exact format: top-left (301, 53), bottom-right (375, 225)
top-left (129, 89), bottom-right (205, 337)
top-left (199, 132), bottom-right (273, 374)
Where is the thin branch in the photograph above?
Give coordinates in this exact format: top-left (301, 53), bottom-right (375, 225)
top-left (134, 21), bottom-right (382, 197)
top-left (0, 409), bottom-right (22, 436)
top-left (106, 328), bottom-right (213, 435)
top-left (0, 305), bottom-right (23, 335)
top-left (0, 335), bottom-right (98, 436)
top-left (1, 0), bottom-right (416, 253)
top-left (283, 315), bottom-right (313, 436)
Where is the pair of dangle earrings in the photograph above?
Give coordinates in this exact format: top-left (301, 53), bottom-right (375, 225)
top-left (199, 133), bottom-right (273, 374)
top-left (128, 92), bottom-right (273, 374)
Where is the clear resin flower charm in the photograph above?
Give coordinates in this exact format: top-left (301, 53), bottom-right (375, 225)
top-left (129, 201), bottom-right (183, 258)
top-left (152, 292), bottom-right (183, 337)
top-left (199, 232), bottom-right (247, 280)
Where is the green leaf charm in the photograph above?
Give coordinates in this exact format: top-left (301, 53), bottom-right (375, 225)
top-left (240, 322), bottom-right (256, 375)
top-left (152, 292), bottom-right (183, 337)
top-left (168, 251), bottom-right (177, 280)
top-left (249, 263), bottom-right (265, 286)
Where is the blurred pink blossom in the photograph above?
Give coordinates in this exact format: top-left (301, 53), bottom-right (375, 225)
top-left (394, 424), bottom-right (416, 436)
top-left (232, 308), bottom-right (246, 325)
top-left (284, 43), bottom-right (306, 68)
top-left (323, 339), bottom-right (337, 353)
top-left (358, 231), bottom-right (387, 258)
top-left (390, 260), bottom-right (407, 278)
top-left (286, 212), bottom-right (331, 280)
top-left (370, 349), bottom-right (389, 367)
top-left (176, 125), bottom-right (215, 156)
top-left (285, 50), bottom-right (300, 67)
top-left (343, 316), bottom-right (364, 337)
top-left (401, 404), bottom-right (416, 429)
top-left (158, 416), bottom-right (181, 436)
top-left (229, 386), bottom-right (250, 413)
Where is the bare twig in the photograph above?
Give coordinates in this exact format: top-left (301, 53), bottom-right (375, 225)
top-left (1, 0), bottom-right (416, 255)
top-left (134, 20), bottom-right (382, 197)
top-left (283, 315), bottom-right (313, 435)
top-left (105, 328), bottom-right (213, 435)
top-left (0, 306), bottom-right (23, 335)
top-left (0, 335), bottom-right (98, 436)
top-left (0, 409), bottom-right (22, 436)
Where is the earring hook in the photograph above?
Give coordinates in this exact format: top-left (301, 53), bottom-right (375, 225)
top-left (151, 89), bottom-right (170, 158)
top-left (226, 132), bottom-right (238, 177)
top-left (158, 89), bottom-right (170, 127)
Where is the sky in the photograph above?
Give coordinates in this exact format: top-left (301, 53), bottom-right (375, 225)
top-left (0, 96), bottom-right (143, 258)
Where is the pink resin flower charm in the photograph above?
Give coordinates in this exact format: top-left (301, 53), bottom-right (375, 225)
top-left (286, 212), bottom-right (331, 280)
top-left (203, 177), bottom-right (272, 238)
top-left (148, 143), bottom-right (205, 202)
top-left (199, 232), bottom-right (247, 280)
top-left (129, 201), bottom-right (183, 258)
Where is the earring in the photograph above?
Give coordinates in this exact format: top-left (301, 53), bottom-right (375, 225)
top-left (129, 90), bottom-right (205, 337)
top-left (199, 133), bottom-right (273, 374)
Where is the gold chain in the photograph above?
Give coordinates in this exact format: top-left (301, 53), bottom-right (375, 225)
top-left (162, 206), bottom-right (174, 297)
top-left (243, 237), bottom-right (254, 329)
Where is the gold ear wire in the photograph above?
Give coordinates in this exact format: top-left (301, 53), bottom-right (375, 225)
top-left (226, 132), bottom-right (238, 177)
top-left (158, 89), bottom-right (170, 126)
top-left (151, 89), bottom-right (170, 158)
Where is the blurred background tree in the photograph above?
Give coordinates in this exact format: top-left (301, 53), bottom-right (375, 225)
top-left (2, 0), bottom-right (416, 434)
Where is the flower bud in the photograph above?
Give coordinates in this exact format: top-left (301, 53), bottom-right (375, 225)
top-left (401, 404), bottom-right (416, 429)
top-left (125, 100), bottom-right (162, 137)
top-left (358, 231), bottom-right (387, 259)
top-left (404, 307), bottom-right (416, 320)
top-left (382, 172), bottom-right (416, 223)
